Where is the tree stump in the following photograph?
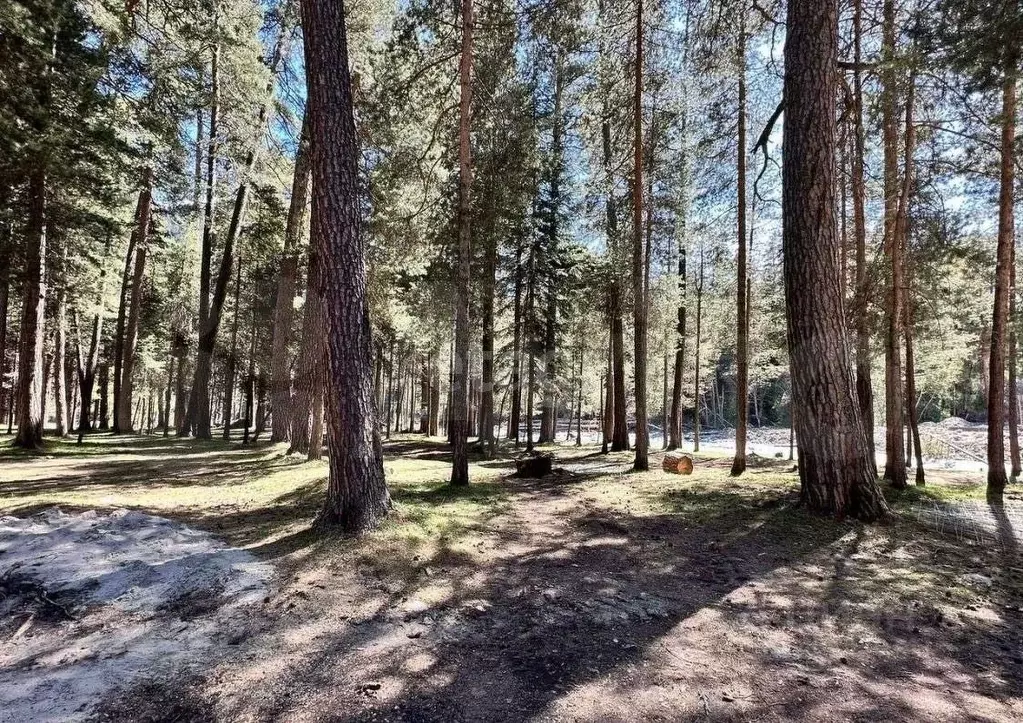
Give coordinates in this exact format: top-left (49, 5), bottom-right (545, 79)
top-left (515, 452), bottom-right (553, 478)
top-left (662, 452), bottom-right (693, 475)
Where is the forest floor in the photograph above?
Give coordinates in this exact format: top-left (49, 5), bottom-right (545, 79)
top-left (1, 433), bottom-right (1022, 722)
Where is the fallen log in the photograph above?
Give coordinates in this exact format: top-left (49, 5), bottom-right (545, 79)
top-left (662, 452), bottom-right (693, 475)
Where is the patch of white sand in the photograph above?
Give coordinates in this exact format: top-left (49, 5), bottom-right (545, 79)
top-left (0, 508), bottom-right (273, 722)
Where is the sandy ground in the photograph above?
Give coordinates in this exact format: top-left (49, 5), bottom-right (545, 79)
top-left (0, 434), bottom-right (1021, 722)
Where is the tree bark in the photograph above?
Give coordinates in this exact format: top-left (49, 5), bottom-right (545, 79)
top-left (693, 249), bottom-right (703, 452)
top-left (53, 275), bottom-right (69, 438)
top-left (731, 25), bottom-right (749, 476)
top-left (783, 0), bottom-right (887, 521)
top-left (509, 235), bottom-right (523, 443)
top-left (14, 168), bottom-right (47, 449)
top-left (881, 0), bottom-right (907, 487)
top-left (449, 0), bottom-right (473, 486)
top-left (301, 0), bottom-right (390, 529)
top-left (851, 0), bottom-right (875, 464)
top-left (116, 168), bottom-right (153, 433)
top-left (290, 247), bottom-right (324, 455)
top-left (223, 255), bottom-right (243, 440)
top-left (631, 0), bottom-right (649, 470)
top-left (269, 113), bottom-right (311, 443)
top-left (75, 239), bottom-right (108, 441)
top-left (987, 68), bottom-right (1017, 497)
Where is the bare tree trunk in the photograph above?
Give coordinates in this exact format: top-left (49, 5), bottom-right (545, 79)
top-left (693, 248), bottom-right (703, 452)
top-left (269, 113), bottom-right (311, 443)
top-left (987, 68), bottom-right (1017, 498)
top-left (783, 0), bottom-right (887, 520)
top-left (243, 300), bottom-right (256, 446)
top-left (668, 246), bottom-right (687, 450)
top-left (117, 168), bottom-right (154, 433)
top-left (851, 0), bottom-right (875, 464)
top-left (301, 0), bottom-right (389, 529)
top-left (14, 168), bottom-right (47, 449)
top-left (1010, 238), bottom-right (1021, 478)
top-left (881, 0), bottom-right (907, 488)
top-left (53, 278), bottom-right (69, 438)
top-left (509, 237), bottom-right (523, 443)
top-left (731, 24), bottom-right (749, 476)
top-left (479, 231), bottom-right (497, 454)
top-left (290, 247), bottom-right (324, 456)
top-left (223, 255), bottom-right (243, 440)
top-left (631, 0), bottom-right (649, 470)
top-left (449, 0), bottom-right (473, 486)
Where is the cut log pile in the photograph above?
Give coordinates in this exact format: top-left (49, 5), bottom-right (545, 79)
top-left (662, 452), bottom-right (694, 475)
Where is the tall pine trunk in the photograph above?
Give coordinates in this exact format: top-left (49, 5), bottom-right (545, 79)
top-left (783, 0), bottom-right (887, 521)
top-left (509, 236), bottom-right (523, 443)
top-left (881, 0), bottom-right (907, 487)
top-left (851, 0), bottom-right (875, 463)
top-left (731, 25), bottom-right (749, 476)
top-left (301, 0), bottom-right (390, 530)
top-left (223, 255), bottom-right (243, 440)
top-left (14, 168), bottom-right (47, 448)
top-left (987, 68), bottom-right (1017, 497)
top-left (269, 114), bottom-right (311, 443)
top-left (291, 247), bottom-right (324, 455)
top-left (116, 168), bottom-right (153, 433)
top-left (631, 0), bottom-right (649, 470)
top-left (449, 0), bottom-right (473, 486)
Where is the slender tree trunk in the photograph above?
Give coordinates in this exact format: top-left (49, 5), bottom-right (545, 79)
top-left (163, 350), bottom-right (174, 437)
top-left (851, 0), bottom-right (875, 464)
top-left (693, 249), bottom-right (703, 452)
top-left (75, 239), bottom-right (108, 442)
top-left (987, 68), bottom-right (1017, 497)
top-left (223, 255), bottom-right (243, 440)
top-left (602, 338), bottom-right (612, 453)
top-left (111, 213), bottom-right (137, 435)
top-left (631, 0), bottom-right (649, 470)
top-left (449, 0), bottom-right (473, 486)
top-left (669, 245), bottom-right (687, 450)
top-left (479, 230), bottom-right (497, 455)
top-left (429, 356), bottom-right (440, 436)
top-left (509, 237), bottom-right (523, 443)
top-left (576, 347), bottom-right (583, 446)
top-left (243, 300), bottom-right (256, 446)
top-left (731, 26), bottom-right (749, 476)
top-left (881, 0), bottom-right (907, 487)
top-left (301, 0), bottom-right (389, 529)
top-left (117, 168), bottom-right (154, 433)
top-left (14, 168), bottom-right (47, 448)
top-left (269, 113), bottom-right (311, 443)
top-left (385, 337), bottom-right (394, 438)
top-left (895, 71), bottom-right (924, 486)
top-left (1009, 238), bottom-right (1020, 478)
top-left (783, 0), bottom-right (887, 520)
top-left (183, 13), bottom-right (293, 438)
top-left (53, 281), bottom-right (69, 438)
top-left (290, 247), bottom-right (324, 455)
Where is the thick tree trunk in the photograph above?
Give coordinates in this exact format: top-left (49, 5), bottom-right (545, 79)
top-left (223, 255), bottom-right (243, 441)
top-left (301, 0), bottom-right (390, 529)
top-left (269, 114), bottom-right (311, 443)
top-left (731, 27), bottom-right (749, 476)
top-left (987, 69), bottom-right (1017, 497)
top-left (449, 0), bottom-right (473, 486)
top-left (631, 0), bottom-right (649, 470)
top-left (783, 0), bottom-right (887, 521)
top-left (14, 168), bottom-right (47, 449)
top-left (117, 169), bottom-right (153, 433)
top-left (851, 0), bottom-right (875, 464)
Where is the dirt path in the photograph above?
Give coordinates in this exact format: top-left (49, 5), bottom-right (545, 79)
top-left (202, 449), bottom-right (1022, 722)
